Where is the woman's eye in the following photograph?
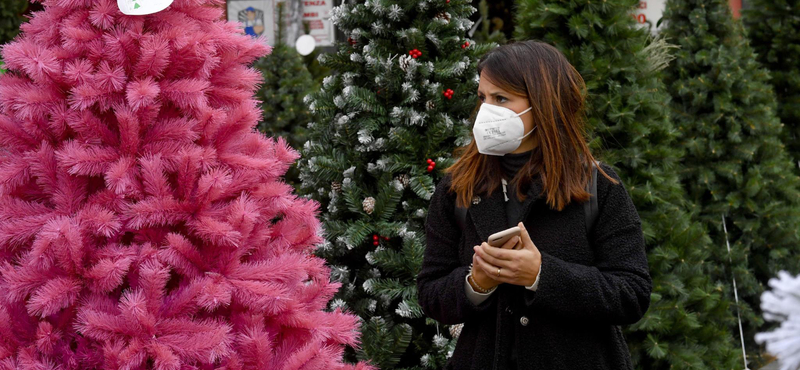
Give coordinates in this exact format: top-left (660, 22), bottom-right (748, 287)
top-left (478, 95), bottom-right (485, 102)
top-left (496, 96), bottom-right (507, 103)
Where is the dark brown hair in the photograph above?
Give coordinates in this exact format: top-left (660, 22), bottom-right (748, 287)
top-left (446, 40), bottom-right (616, 211)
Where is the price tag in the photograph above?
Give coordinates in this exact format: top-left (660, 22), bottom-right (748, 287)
top-left (117, 0), bottom-right (174, 15)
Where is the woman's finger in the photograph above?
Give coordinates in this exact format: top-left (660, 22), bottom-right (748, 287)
top-left (518, 222), bottom-right (537, 251)
top-left (476, 255), bottom-right (517, 284)
top-left (479, 242), bottom-right (515, 262)
top-left (475, 254), bottom-right (500, 277)
top-left (500, 235), bottom-right (520, 250)
top-left (475, 246), bottom-right (508, 269)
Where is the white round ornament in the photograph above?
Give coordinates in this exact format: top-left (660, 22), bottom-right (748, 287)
top-left (296, 35), bottom-right (316, 56)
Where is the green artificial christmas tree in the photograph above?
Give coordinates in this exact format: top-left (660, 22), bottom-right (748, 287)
top-left (304, 47), bottom-right (333, 86)
top-left (254, 3), bottom-right (317, 151)
top-left (471, 0), bottom-right (507, 45)
top-left (743, 0), bottom-right (800, 162)
top-left (0, 0), bottom-right (27, 45)
top-left (515, 0), bottom-right (742, 369)
top-left (298, 0), bottom-right (493, 368)
top-left (661, 0), bottom-right (800, 366)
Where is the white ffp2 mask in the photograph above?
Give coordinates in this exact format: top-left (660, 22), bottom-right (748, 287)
top-left (472, 104), bottom-right (534, 156)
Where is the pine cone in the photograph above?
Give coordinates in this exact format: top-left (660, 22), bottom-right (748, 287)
top-left (397, 174), bottom-right (410, 188)
top-left (363, 197), bottom-right (376, 214)
top-left (449, 323), bottom-right (464, 338)
top-left (425, 100), bottom-right (435, 111)
top-left (399, 54), bottom-right (412, 71)
top-left (434, 11), bottom-right (451, 23)
top-left (331, 181), bottom-right (342, 192)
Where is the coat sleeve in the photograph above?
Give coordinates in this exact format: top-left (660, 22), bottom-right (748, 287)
top-left (523, 164), bottom-right (652, 325)
top-left (417, 177), bottom-right (496, 325)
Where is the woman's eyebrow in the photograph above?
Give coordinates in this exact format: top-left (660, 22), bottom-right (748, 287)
top-left (476, 91), bottom-right (507, 96)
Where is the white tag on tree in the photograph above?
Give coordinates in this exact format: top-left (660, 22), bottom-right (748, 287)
top-left (117, 0), bottom-right (174, 15)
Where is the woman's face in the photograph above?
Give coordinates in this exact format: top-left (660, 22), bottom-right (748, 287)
top-left (477, 73), bottom-right (537, 153)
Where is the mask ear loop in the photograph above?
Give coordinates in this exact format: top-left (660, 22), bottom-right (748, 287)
top-left (516, 106), bottom-right (533, 116)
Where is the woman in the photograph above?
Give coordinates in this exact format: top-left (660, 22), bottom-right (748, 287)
top-left (417, 41), bottom-right (652, 369)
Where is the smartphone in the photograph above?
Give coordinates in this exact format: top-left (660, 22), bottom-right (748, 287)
top-left (488, 226), bottom-right (521, 249)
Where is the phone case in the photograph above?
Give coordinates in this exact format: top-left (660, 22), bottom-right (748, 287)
top-left (488, 226), bottom-right (521, 248)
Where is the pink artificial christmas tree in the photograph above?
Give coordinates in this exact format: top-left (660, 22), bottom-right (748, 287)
top-left (0, 0), bottom-right (368, 369)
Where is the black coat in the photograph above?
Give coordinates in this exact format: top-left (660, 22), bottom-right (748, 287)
top-left (417, 163), bottom-right (652, 370)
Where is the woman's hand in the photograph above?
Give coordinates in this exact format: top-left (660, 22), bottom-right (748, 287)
top-left (474, 222), bottom-right (542, 287)
top-left (471, 252), bottom-right (500, 291)
top-left (470, 230), bottom-right (521, 290)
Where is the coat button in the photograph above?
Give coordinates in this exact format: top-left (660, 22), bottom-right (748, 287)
top-left (505, 306), bottom-right (513, 315)
top-left (520, 316), bottom-right (529, 326)
top-left (472, 196), bottom-right (481, 205)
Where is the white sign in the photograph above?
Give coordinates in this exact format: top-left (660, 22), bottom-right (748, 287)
top-left (302, 0), bottom-right (334, 47)
top-left (227, 0), bottom-right (277, 45)
top-left (633, 0), bottom-right (666, 33)
top-left (117, 0), bottom-right (174, 15)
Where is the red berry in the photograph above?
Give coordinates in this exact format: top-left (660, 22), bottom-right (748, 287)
top-left (373, 235), bottom-right (379, 240)
top-left (427, 165), bottom-right (434, 172)
top-left (373, 241), bottom-right (380, 246)
top-left (446, 0), bottom-right (450, 3)
top-left (426, 159), bottom-right (433, 164)
top-left (465, 42), bottom-right (470, 47)
top-left (383, 236), bottom-right (389, 240)
top-left (431, 161), bottom-right (436, 166)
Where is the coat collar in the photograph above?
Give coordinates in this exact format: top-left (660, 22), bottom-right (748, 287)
top-left (468, 176), bottom-right (545, 243)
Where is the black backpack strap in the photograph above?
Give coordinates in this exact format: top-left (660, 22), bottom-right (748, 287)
top-left (455, 203), bottom-right (468, 232)
top-left (584, 161), bottom-right (599, 236)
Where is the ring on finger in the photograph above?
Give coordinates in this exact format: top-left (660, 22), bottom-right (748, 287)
top-left (496, 267), bottom-right (501, 276)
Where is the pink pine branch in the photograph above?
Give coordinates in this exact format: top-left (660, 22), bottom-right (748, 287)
top-left (104, 156), bottom-right (139, 196)
top-left (76, 205), bottom-right (122, 238)
top-left (69, 111), bottom-right (120, 146)
top-left (95, 61), bottom-right (127, 93)
top-left (88, 0), bottom-right (117, 30)
top-left (126, 77), bottom-right (162, 111)
top-left (26, 276), bottom-right (82, 317)
top-left (1, 41), bottom-right (61, 84)
top-left (115, 107), bottom-right (141, 155)
top-left (55, 142), bottom-right (119, 176)
top-left (160, 79), bottom-right (210, 112)
top-left (0, 115), bottom-right (37, 148)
